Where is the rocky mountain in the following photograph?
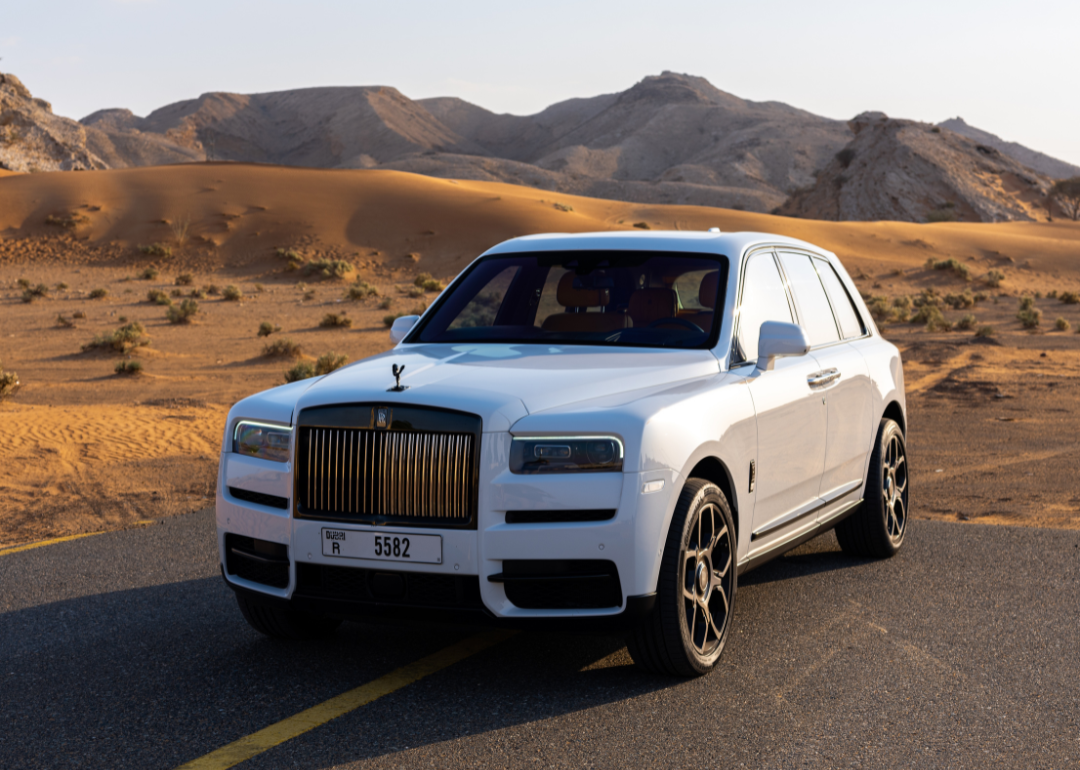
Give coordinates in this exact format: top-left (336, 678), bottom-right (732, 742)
top-left (938, 117), bottom-right (1080, 181)
top-left (0, 73), bottom-right (107, 172)
top-left (779, 112), bottom-right (1053, 223)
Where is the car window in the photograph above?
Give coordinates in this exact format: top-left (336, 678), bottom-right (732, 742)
top-left (778, 252), bottom-right (841, 347)
top-left (413, 251), bottom-right (728, 349)
top-left (815, 259), bottom-right (866, 339)
top-left (736, 252), bottom-right (792, 363)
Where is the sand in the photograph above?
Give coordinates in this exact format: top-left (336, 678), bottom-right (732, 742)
top-left (1, 163), bottom-right (1078, 547)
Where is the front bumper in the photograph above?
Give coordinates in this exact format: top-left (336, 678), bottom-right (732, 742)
top-left (217, 433), bottom-right (677, 625)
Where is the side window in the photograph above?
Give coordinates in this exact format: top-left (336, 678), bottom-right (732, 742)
top-left (736, 252), bottom-right (793, 362)
top-left (816, 259), bottom-right (866, 339)
top-left (778, 252), bottom-right (841, 347)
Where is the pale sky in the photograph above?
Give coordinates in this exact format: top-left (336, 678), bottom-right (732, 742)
top-left (3, 0), bottom-right (1079, 166)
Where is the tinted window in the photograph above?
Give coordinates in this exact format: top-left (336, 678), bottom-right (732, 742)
top-left (816, 259), bottom-right (865, 339)
top-left (778, 252), bottom-right (841, 347)
top-left (413, 251), bottom-right (727, 349)
top-left (736, 252), bottom-right (792, 362)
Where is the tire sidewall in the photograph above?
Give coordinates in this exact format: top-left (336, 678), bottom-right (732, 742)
top-left (871, 419), bottom-right (907, 554)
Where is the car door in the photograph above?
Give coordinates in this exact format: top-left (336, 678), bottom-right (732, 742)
top-left (777, 252), bottom-right (873, 519)
top-left (736, 250), bottom-right (828, 548)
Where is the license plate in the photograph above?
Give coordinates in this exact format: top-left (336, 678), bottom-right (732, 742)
top-left (321, 528), bottom-right (442, 564)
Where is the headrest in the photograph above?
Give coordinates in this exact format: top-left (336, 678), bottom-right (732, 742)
top-left (628, 288), bottom-right (678, 326)
top-left (698, 271), bottom-right (719, 308)
top-left (556, 272), bottom-right (610, 307)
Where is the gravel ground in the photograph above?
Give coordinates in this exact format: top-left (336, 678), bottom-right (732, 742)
top-left (1, 509), bottom-right (1078, 769)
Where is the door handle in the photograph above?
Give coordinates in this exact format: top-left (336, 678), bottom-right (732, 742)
top-left (807, 368), bottom-right (841, 388)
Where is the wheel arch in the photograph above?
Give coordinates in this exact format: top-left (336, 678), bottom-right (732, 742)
top-left (882, 399), bottom-right (906, 436)
top-left (686, 456), bottom-right (740, 542)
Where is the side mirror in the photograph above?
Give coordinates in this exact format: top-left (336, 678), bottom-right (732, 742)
top-left (756, 321), bottom-right (810, 371)
top-left (389, 315), bottom-right (419, 345)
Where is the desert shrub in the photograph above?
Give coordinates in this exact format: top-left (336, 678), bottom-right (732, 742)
top-left (284, 256), bottom-right (304, 272)
top-left (973, 292), bottom-right (987, 302)
top-left (1059, 291), bottom-right (1080, 305)
top-left (16, 278), bottom-right (31, 288)
top-left (257, 321), bottom-right (281, 337)
top-left (1047, 290), bottom-right (1058, 299)
top-left (147, 289), bottom-right (172, 306)
top-left (553, 202), bottom-right (574, 212)
top-left (89, 288), bottom-right (108, 299)
top-left (175, 273), bottom-right (194, 286)
top-left (140, 243), bottom-right (172, 258)
top-left (21, 283), bottom-right (49, 302)
top-left (319, 312), bottom-right (352, 329)
top-left (254, 283), bottom-right (264, 293)
top-left (304, 259), bottom-right (353, 279)
top-left (315, 352), bottom-right (348, 376)
top-left (927, 258), bottom-right (970, 281)
top-left (223, 285), bottom-right (243, 301)
top-left (56, 282), bottom-right (69, 291)
top-left (56, 313), bottom-right (75, 328)
top-left (118, 316), bottom-right (128, 323)
top-left (170, 289), bottom-right (183, 298)
top-left (189, 288), bottom-right (207, 299)
top-left (284, 362), bottom-right (316, 383)
top-left (1035, 291), bottom-right (1043, 299)
top-left (632, 222), bottom-right (650, 229)
top-left (1016, 297), bottom-right (1041, 328)
top-left (984, 270), bottom-right (1005, 288)
top-left (275, 247), bottom-right (302, 260)
top-left (407, 286), bottom-right (424, 298)
top-left (263, 338), bottom-right (301, 358)
top-left (1055, 317), bottom-right (1070, 331)
top-left (865, 296), bottom-right (891, 323)
top-left (83, 321), bottom-right (149, 353)
top-left (45, 213), bottom-right (89, 229)
top-left (0, 360), bottom-right (19, 399)
top-left (944, 291), bottom-right (975, 309)
top-left (974, 325), bottom-right (995, 338)
top-left (383, 312), bottom-right (406, 327)
top-left (166, 299), bottom-right (199, 324)
top-left (205, 284), bottom-right (220, 296)
top-left (1019, 296), bottom-right (1035, 312)
top-left (378, 297), bottom-right (392, 310)
top-left (345, 281), bottom-right (379, 300)
top-left (139, 266), bottom-right (160, 280)
top-left (73, 310), bottom-right (86, 319)
top-left (114, 360), bottom-right (143, 376)
top-left (957, 313), bottom-right (977, 330)
top-left (892, 295), bottom-right (914, 315)
top-left (912, 304), bottom-right (950, 331)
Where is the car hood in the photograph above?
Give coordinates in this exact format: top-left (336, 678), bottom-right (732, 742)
top-left (294, 344), bottom-right (721, 432)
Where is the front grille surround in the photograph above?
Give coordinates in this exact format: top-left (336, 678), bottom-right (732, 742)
top-left (294, 404), bottom-right (481, 529)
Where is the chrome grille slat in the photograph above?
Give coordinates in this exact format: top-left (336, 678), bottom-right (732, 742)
top-left (298, 426), bottom-right (476, 523)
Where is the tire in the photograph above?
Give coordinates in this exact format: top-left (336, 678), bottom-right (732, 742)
top-left (627, 479), bottom-right (737, 677)
top-left (235, 593), bottom-right (342, 640)
top-left (835, 418), bottom-right (908, 559)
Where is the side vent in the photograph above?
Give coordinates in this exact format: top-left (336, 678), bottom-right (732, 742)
top-left (749, 460), bottom-right (756, 493)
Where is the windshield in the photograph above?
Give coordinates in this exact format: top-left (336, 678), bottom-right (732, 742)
top-left (411, 250), bottom-right (728, 349)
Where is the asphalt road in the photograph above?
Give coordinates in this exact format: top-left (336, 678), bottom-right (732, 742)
top-left (1, 510), bottom-right (1078, 769)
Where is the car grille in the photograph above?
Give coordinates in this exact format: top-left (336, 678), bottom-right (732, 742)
top-left (294, 404), bottom-right (481, 528)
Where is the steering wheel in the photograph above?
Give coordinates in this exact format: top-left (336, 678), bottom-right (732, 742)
top-left (648, 317), bottom-right (704, 333)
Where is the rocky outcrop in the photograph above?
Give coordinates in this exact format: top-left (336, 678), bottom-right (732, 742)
top-left (938, 118), bottom-right (1080, 181)
top-left (0, 73), bottom-right (107, 172)
top-left (778, 112), bottom-right (1053, 223)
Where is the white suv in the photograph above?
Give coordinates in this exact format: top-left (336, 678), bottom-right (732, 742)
top-left (217, 231), bottom-right (908, 677)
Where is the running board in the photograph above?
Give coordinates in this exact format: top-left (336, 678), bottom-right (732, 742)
top-left (737, 498), bottom-right (863, 576)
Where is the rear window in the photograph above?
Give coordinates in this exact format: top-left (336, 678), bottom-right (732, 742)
top-left (778, 252), bottom-right (841, 347)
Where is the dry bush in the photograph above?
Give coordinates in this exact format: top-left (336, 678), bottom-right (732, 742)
top-left (413, 272), bottom-right (444, 293)
top-left (257, 321), bottom-right (281, 337)
top-left (73, 310), bottom-right (86, 320)
top-left (975, 325), bottom-right (995, 338)
top-left (189, 288), bottom-right (207, 299)
top-left (166, 299), bottom-right (199, 324)
top-left (1059, 291), bottom-right (1080, 305)
top-left (632, 222), bottom-right (650, 229)
top-left (1016, 297), bottom-right (1042, 328)
top-left (315, 352), bottom-right (348, 375)
top-left (407, 286), bottom-right (424, 298)
top-left (319, 312), bottom-right (352, 329)
top-left (263, 338), bottom-right (301, 358)
top-left (223, 285), bottom-right (243, 302)
top-left (553, 202), bottom-right (574, 212)
top-left (114, 360), bottom-right (143, 376)
top-left (0, 359), bottom-right (19, 399)
top-left (140, 244), bottom-right (172, 258)
top-left (45, 213), bottom-right (89, 229)
top-left (139, 266), bottom-right (160, 280)
top-left (175, 273), bottom-right (194, 286)
top-left (83, 321), bottom-right (150, 354)
top-left (944, 291), bottom-right (974, 310)
top-left (21, 283), bottom-right (49, 303)
top-left (926, 258), bottom-right (970, 281)
top-left (284, 362), bottom-right (315, 383)
top-left (56, 282), bottom-right (69, 291)
top-left (205, 284), bottom-right (220, 296)
top-left (169, 214), bottom-right (191, 246)
top-left (957, 313), bottom-right (977, 330)
top-left (913, 304), bottom-right (951, 331)
top-left (1055, 317), bottom-right (1071, 332)
top-left (304, 259), bottom-right (354, 280)
top-left (55, 314), bottom-right (75, 328)
top-left (378, 297), bottom-right (392, 310)
top-left (345, 281), bottom-right (379, 300)
top-left (89, 288), bottom-right (108, 299)
top-left (984, 270), bottom-right (1005, 288)
top-left (147, 289), bottom-right (172, 306)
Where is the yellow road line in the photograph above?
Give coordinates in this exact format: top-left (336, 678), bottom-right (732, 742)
top-left (0, 531), bottom-right (106, 556)
top-left (175, 629), bottom-right (517, 770)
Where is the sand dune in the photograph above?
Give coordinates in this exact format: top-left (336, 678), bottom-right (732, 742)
top-left (1, 163), bottom-right (1079, 547)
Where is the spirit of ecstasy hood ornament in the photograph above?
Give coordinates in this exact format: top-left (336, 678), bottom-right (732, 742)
top-left (388, 364), bottom-right (408, 392)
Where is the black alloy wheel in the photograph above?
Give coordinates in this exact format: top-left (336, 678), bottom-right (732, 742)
top-left (627, 479), bottom-right (736, 677)
top-left (835, 417), bottom-right (909, 558)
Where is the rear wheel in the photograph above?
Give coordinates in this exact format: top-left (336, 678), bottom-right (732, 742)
top-left (627, 479), bottom-right (736, 677)
top-left (835, 418), bottom-right (908, 558)
top-left (235, 593), bottom-right (342, 640)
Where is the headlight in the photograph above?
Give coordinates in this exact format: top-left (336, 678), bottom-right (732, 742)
top-left (509, 436), bottom-right (623, 474)
top-left (233, 421), bottom-right (292, 463)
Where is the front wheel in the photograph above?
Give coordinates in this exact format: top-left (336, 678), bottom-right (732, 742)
top-left (627, 479), bottom-right (737, 677)
top-left (835, 418), bottom-right (908, 558)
